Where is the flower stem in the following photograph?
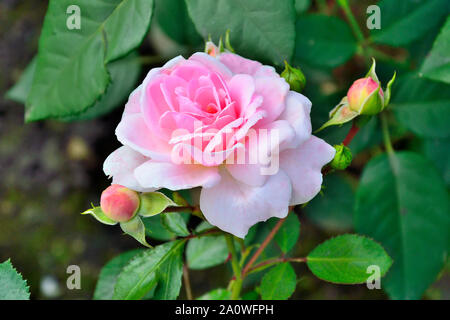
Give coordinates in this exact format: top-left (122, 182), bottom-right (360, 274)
top-left (225, 234), bottom-right (242, 300)
top-left (337, 0), bottom-right (365, 43)
top-left (342, 122), bottom-right (360, 146)
top-left (241, 216), bottom-right (287, 277)
top-left (183, 264), bottom-right (193, 300)
top-left (380, 113), bottom-right (394, 155)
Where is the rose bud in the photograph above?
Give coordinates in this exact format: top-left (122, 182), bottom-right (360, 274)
top-left (100, 184), bottom-right (140, 222)
top-left (281, 61), bottom-right (306, 92)
top-left (347, 77), bottom-right (384, 115)
top-left (330, 144), bottom-right (352, 170)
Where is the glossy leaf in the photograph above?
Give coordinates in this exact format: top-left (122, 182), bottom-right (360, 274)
top-left (186, 0), bottom-right (296, 65)
top-left (113, 240), bottom-right (185, 300)
top-left (94, 249), bottom-right (142, 300)
top-left (26, 0), bottom-right (154, 121)
top-left (304, 175), bottom-right (354, 232)
top-left (197, 288), bottom-right (231, 300)
top-left (294, 14), bottom-right (357, 68)
top-left (161, 212), bottom-right (190, 237)
top-left (273, 213), bottom-right (300, 253)
top-left (355, 152), bottom-right (449, 299)
top-left (371, 0), bottom-right (449, 46)
top-left (422, 138), bottom-right (450, 186)
top-left (0, 259), bottom-right (30, 300)
top-left (260, 263), bottom-right (297, 300)
top-left (420, 16), bottom-right (450, 84)
top-left (392, 73), bottom-right (450, 138)
top-left (186, 222), bottom-right (228, 270)
top-left (307, 234), bottom-right (392, 284)
top-left (143, 213), bottom-right (189, 241)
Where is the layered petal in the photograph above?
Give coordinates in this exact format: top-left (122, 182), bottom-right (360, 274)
top-left (134, 160), bottom-right (221, 190)
top-left (103, 146), bottom-right (154, 192)
top-left (200, 168), bottom-right (291, 238)
top-left (280, 136), bottom-right (335, 205)
top-left (115, 113), bottom-right (172, 161)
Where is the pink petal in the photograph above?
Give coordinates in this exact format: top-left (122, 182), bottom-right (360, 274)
top-left (254, 76), bottom-right (290, 125)
top-left (190, 52), bottom-right (233, 79)
top-left (280, 136), bottom-right (335, 205)
top-left (123, 86), bottom-right (142, 116)
top-left (278, 91), bottom-right (312, 149)
top-left (228, 74), bottom-right (255, 114)
top-left (115, 113), bottom-right (172, 161)
top-left (219, 53), bottom-right (263, 75)
top-left (134, 161), bottom-right (221, 190)
top-left (200, 168), bottom-right (291, 238)
top-left (103, 146), bottom-right (155, 192)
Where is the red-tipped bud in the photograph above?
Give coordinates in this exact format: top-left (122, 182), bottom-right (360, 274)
top-left (347, 77), bottom-right (384, 115)
top-left (100, 184), bottom-right (140, 222)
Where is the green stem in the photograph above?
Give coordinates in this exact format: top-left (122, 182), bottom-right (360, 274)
top-left (225, 234), bottom-right (242, 300)
top-left (337, 0), bottom-right (365, 43)
top-left (380, 113), bottom-right (394, 155)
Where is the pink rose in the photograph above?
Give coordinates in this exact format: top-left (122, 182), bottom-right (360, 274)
top-left (104, 49), bottom-right (335, 238)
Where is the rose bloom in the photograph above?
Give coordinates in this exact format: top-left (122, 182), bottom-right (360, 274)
top-left (104, 46), bottom-right (335, 238)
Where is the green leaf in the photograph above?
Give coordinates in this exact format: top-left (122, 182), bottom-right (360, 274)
top-left (0, 259), bottom-right (30, 300)
top-left (420, 16), bottom-right (450, 84)
top-left (186, 0), bottom-right (296, 65)
top-left (26, 0), bottom-right (154, 121)
top-left (422, 138), bottom-right (450, 187)
top-left (304, 175), bottom-right (354, 232)
top-left (155, 0), bottom-right (202, 46)
top-left (81, 206), bottom-right (117, 225)
top-left (61, 52), bottom-right (141, 121)
top-left (295, 0), bottom-right (311, 14)
top-left (137, 192), bottom-right (178, 217)
top-left (371, 0), bottom-right (449, 47)
top-left (94, 249), bottom-right (142, 300)
top-left (161, 212), bottom-right (190, 237)
top-left (197, 288), bottom-right (231, 300)
top-left (113, 240), bottom-right (185, 300)
top-left (5, 58), bottom-right (37, 103)
top-left (355, 152), bottom-right (449, 299)
top-left (315, 97), bottom-right (359, 132)
top-left (392, 73), bottom-right (450, 138)
top-left (294, 14), bottom-right (357, 68)
top-left (273, 213), bottom-right (300, 253)
top-left (186, 222), bottom-right (228, 270)
top-left (307, 234), bottom-right (392, 284)
top-left (260, 263), bottom-right (297, 300)
top-left (120, 216), bottom-right (151, 248)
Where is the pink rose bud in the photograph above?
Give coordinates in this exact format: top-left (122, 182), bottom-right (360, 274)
top-left (347, 77), bottom-right (384, 115)
top-left (100, 184), bottom-right (140, 222)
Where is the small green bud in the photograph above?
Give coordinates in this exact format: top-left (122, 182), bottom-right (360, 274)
top-left (330, 144), bottom-right (352, 170)
top-left (281, 61), bottom-right (306, 92)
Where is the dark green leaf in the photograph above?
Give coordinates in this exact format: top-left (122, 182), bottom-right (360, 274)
top-left (155, 0), bottom-right (202, 46)
top-left (355, 152), bottom-right (449, 299)
top-left (113, 240), bottom-right (185, 300)
top-left (420, 16), bottom-right (450, 84)
top-left (197, 288), bottom-right (231, 300)
top-left (392, 73), bottom-right (450, 138)
top-left (161, 212), bottom-right (190, 237)
top-left (371, 0), bottom-right (449, 47)
top-left (94, 249), bottom-right (142, 300)
top-left (304, 175), bottom-right (354, 232)
top-left (422, 138), bottom-right (450, 186)
top-left (61, 52), bottom-right (141, 121)
top-left (143, 214), bottom-right (188, 241)
top-left (294, 14), bottom-right (357, 68)
top-left (260, 263), bottom-right (297, 300)
top-left (186, 222), bottom-right (228, 270)
top-left (307, 234), bottom-right (392, 284)
top-left (5, 58), bottom-right (36, 103)
top-left (26, 0), bottom-right (154, 121)
top-left (0, 259), bottom-right (30, 300)
top-left (273, 213), bottom-right (300, 253)
top-left (186, 0), bottom-right (296, 65)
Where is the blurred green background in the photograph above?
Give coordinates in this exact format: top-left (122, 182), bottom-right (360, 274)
top-left (0, 0), bottom-right (448, 299)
